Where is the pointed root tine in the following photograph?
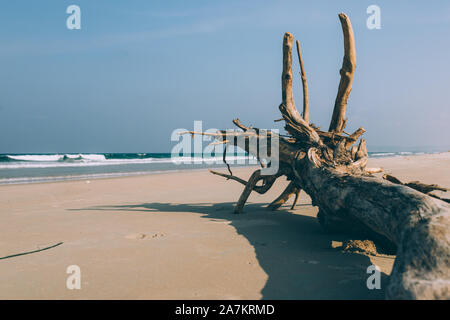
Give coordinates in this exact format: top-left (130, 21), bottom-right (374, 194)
top-left (350, 145), bottom-right (358, 160)
top-left (267, 181), bottom-right (299, 210)
top-left (428, 194), bottom-right (450, 203)
top-left (208, 140), bottom-right (228, 146)
top-left (366, 167), bottom-right (383, 174)
top-left (290, 189), bottom-right (301, 210)
top-left (383, 174), bottom-right (403, 185)
top-left (232, 118), bottom-right (249, 131)
top-left (296, 40), bottom-right (309, 124)
top-left (383, 174), bottom-right (449, 195)
top-left (280, 33), bottom-right (321, 145)
top-left (355, 138), bottom-right (368, 160)
top-left (281, 33), bottom-right (298, 120)
top-left (179, 131), bottom-right (259, 138)
top-left (231, 119), bottom-right (268, 169)
top-left (345, 127), bottom-right (366, 148)
top-left (210, 169), bottom-right (248, 185)
top-left (178, 131), bottom-right (221, 136)
top-left (209, 169), bottom-right (277, 195)
top-left (329, 13), bottom-right (356, 133)
top-left (405, 182), bottom-right (448, 193)
top-left (234, 170), bottom-right (263, 213)
top-left (348, 127), bottom-right (366, 140)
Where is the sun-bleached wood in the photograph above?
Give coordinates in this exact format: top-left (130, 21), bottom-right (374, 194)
top-left (328, 13), bottom-right (356, 133)
top-left (181, 13), bottom-right (450, 299)
top-left (296, 40), bottom-right (309, 124)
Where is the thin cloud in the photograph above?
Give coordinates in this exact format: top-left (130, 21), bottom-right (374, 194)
top-left (0, 14), bottom-right (239, 56)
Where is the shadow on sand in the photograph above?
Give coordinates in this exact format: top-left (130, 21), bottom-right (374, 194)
top-left (68, 202), bottom-right (391, 299)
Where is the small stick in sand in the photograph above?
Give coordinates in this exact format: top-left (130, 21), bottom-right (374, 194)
top-left (0, 242), bottom-right (63, 260)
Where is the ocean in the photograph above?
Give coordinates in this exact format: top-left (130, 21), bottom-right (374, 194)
top-left (0, 151), bottom-right (438, 185)
top-left (0, 153), bottom-right (255, 185)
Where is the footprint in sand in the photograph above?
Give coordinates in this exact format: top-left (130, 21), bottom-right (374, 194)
top-left (125, 233), bottom-right (147, 240)
top-left (125, 233), bottom-right (165, 240)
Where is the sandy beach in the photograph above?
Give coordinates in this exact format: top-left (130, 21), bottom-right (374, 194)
top-left (0, 152), bottom-right (449, 300)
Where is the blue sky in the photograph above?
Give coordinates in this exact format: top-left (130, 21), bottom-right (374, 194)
top-left (0, 0), bottom-right (449, 153)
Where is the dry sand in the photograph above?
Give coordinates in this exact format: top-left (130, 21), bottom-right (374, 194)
top-left (0, 152), bottom-right (449, 299)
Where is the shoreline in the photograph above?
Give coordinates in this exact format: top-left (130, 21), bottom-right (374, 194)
top-left (0, 165), bottom-right (258, 186)
top-left (1, 151), bottom-right (449, 186)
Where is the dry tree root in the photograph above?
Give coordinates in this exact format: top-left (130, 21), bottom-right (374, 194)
top-left (267, 181), bottom-right (301, 210)
top-left (383, 174), bottom-right (450, 203)
top-left (211, 169), bottom-right (301, 211)
top-left (182, 13), bottom-right (450, 299)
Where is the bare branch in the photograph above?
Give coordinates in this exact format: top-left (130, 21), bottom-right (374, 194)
top-left (355, 138), bottom-right (368, 160)
top-left (267, 181), bottom-right (300, 210)
top-left (209, 169), bottom-right (278, 194)
top-left (382, 174), bottom-right (403, 185)
top-left (383, 174), bottom-right (449, 194)
top-left (179, 131), bottom-right (256, 138)
top-left (296, 40), bottom-right (309, 123)
top-left (366, 167), bottom-right (383, 174)
top-left (345, 127), bottom-right (366, 147)
top-left (234, 170), bottom-right (263, 213)
top-left (232, 118), bottom-right (249, 131)
top-left (280, 33), bottom-right (321, 144)
top-left (329, 13), bottom-right (356, 133)
top-left (291, 190), bottom-right (301, 210)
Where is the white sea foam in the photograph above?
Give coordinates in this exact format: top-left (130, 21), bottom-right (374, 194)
top-left (6, 154), bottom-right (107, 162)
top-left (0, 155), bottom-right (253, 169)
top-left (7, 154), bottom-right (62, 162)
top-left (369, 152), bottom-right (396, 157)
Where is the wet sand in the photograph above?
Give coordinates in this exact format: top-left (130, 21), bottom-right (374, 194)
top-left (0, 152), bottom-right (448, 299)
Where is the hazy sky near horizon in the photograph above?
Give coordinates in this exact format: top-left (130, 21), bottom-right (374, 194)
top-left (0, 0), bottom-right (449, 153)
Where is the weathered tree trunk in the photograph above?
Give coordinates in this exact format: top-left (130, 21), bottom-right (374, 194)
top-left (182, 13), bottom-right (450, 299)
top-left (295, 149), bottom-right (450, 299)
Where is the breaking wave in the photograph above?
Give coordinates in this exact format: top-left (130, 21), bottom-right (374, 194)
top-left (0, 153), bottom-right (252, 169)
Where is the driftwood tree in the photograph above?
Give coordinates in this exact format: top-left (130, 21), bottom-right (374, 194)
top-left (182, 13), bottom-right (450, 299)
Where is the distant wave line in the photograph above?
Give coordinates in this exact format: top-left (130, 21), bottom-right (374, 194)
top-left (0, 155), bottom-right (255, 169)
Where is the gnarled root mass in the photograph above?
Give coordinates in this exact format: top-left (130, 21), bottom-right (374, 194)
top-left (182, 13), bottom-right (450, 299)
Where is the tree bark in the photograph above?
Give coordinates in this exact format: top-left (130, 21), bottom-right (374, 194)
top-left (294, 149), bottom-right (450, 299)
